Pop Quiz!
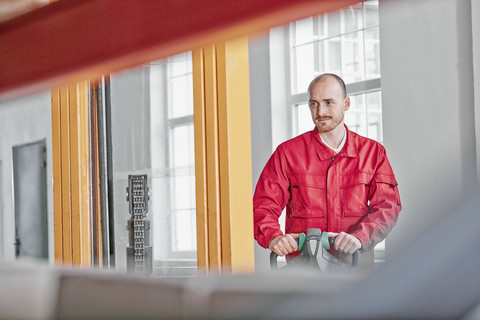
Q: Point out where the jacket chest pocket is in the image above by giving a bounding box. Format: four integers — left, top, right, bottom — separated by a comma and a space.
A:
290, 174, 326, 218
341, 172, 373, 217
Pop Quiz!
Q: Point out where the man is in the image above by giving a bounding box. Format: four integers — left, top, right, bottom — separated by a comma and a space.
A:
253, 73, 401, 267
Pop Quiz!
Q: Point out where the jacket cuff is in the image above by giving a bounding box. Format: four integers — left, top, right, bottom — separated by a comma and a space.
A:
257, 229, 284, 249
349, 231, 369, 252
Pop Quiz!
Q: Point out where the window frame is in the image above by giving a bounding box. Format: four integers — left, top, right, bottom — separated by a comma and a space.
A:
161, 53, 197, 260
142, 53, 197, 267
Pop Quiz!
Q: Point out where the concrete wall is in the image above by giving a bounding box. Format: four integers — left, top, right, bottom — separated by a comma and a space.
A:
0, 92, 53, 262
379, 0, 478, 255
473, 0, 480, 181
249, 32, 274, 271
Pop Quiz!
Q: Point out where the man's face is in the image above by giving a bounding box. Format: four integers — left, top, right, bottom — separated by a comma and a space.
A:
308, 77, 350, 133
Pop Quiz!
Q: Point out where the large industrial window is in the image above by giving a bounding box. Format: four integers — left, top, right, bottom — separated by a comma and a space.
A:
289, 0, 382, 142
162, 52, 196, 255
110, 52, 196, 276
287, 0, 385, 259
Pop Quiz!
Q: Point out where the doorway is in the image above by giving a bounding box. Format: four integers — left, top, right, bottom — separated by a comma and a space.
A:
12, 140, 48, 259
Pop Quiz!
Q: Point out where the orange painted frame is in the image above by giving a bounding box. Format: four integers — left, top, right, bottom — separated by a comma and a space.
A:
193, 38, 255, 274
51, 82, 92, 266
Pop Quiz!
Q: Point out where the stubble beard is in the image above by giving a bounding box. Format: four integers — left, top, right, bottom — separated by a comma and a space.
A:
314, 114, 344, 133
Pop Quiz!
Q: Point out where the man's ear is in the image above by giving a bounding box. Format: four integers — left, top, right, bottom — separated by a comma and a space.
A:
344, 97, 351, 111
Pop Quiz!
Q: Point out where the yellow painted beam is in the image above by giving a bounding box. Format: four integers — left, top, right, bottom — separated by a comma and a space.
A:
59, 86, 73, 264
216, 43, 232, 271
76, 81, 92, 266
69, 84, 81, 265
203, 46, 222, 273
89, 80, 102, 267
52, 81, 92, 267
193, 48, 209, 274
216, 37, 255, 274
51, 88, 64, 264
192, 37, 254, 274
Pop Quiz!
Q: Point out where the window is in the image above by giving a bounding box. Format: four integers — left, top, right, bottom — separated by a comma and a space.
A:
164, 53, 196, 254
150, 52, 197, 269
287, 1, 385, 260
110, 52, 197, 276
289, 1, 382, 142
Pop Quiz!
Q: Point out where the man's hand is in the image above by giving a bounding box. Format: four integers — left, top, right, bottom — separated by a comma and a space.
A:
327, 231, 361, 254
269, 234, 300, 256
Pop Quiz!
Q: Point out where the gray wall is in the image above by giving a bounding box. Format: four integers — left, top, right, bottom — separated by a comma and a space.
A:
0, 92, 54, 262
473, 0, 480, 181
380, 0, 478, 255
249, 33, 274, 271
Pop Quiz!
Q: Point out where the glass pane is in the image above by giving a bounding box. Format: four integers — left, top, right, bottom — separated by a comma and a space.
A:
173, 175, 195, 209
294, 103, 314, 136
316, 15, 325, 39
294, 17, 314, 45
345, 93, 367, 136
365, 27, 381, 79
367, 112, 382, 142
169, 74, 193, 118
344, 91, 383, 142
110, 52, 197, 275
342, 31, 364, 83
366, 90, 383, 142
172, 209, 196, 251
168, 52, 192, 77
366, 90, 382, 111
364, 0, 379, 28
168, 52, 193, 118
289, 2, 380, 90
293, 43, 315, 93
289, 5, 382, 139
172, 124, 194, 167
326, 11, 341, 37
326, 37, 341, 75
342, 3, 363, 33
151, 175, 171, 261
316, 41, 325, 75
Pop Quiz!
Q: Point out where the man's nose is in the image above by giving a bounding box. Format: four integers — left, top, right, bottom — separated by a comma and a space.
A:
315, 104, 327, 116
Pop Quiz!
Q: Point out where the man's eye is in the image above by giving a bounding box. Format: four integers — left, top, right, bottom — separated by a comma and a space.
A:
309, 102, 318, 107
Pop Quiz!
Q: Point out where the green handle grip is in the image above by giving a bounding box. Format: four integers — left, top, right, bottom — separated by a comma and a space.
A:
322, 232, 359, 268
270, 233, 306, 270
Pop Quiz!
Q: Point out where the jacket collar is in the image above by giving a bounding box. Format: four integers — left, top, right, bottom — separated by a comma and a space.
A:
311, 125, 360, 161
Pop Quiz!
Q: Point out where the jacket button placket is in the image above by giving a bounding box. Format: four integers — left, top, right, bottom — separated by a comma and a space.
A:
326, 155, 342, 233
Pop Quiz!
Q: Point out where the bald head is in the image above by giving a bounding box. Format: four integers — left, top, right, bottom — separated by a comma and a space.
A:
308, 73, 347, 99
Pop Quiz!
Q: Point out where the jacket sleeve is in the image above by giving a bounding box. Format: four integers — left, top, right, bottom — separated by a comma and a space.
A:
350, 146, 402, 251
253, 146, 290, 249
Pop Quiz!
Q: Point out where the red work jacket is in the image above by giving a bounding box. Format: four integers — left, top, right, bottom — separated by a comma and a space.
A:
253, 126, 401, 251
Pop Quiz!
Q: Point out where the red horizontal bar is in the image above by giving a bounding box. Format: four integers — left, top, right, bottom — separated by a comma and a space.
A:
0, 0, 359, 100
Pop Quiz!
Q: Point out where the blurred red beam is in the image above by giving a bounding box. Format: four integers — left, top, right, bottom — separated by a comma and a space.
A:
0, 0, 359, 100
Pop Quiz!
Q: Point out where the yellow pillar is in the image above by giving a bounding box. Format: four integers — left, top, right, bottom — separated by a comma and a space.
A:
193, 36, 255, 274
51, 82, 92, 267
